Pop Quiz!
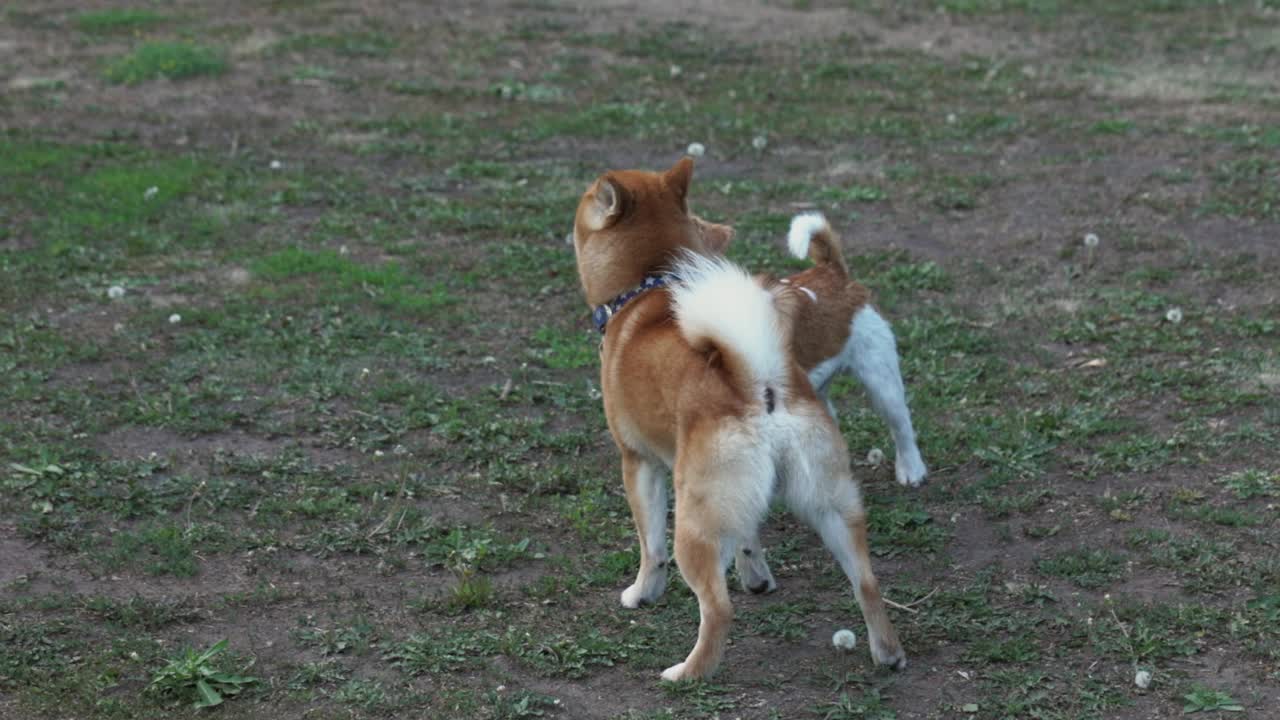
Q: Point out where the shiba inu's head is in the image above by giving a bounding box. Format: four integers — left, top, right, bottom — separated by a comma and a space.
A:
571, 157, 729, 307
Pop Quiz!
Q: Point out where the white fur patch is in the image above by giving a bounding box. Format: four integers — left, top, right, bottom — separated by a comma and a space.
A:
787, 212, 829, 259
668, 253, 787, 388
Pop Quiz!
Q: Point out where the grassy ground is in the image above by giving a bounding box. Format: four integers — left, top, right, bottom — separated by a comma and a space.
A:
1, 1, 1278, 718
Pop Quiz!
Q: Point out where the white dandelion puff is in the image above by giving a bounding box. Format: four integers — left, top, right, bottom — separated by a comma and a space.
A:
143, 186, 159, 201
686, 142, 706, 158
752, 134, 768, 151
867, 448, 885, 466
1083, 233, 1099, 248
831, 629, 858, 651
167, 313, 181, 324
1135, 670, 1152, 689
1165, 307, 1183, 324
107, 285, 125, 299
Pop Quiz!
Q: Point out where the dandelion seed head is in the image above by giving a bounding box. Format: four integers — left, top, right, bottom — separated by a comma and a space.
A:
1165, 307, 1183, 324
1084, 233, 1100, 248
1135, 670, 1152, 689
832, 629, 858, 651
107, 285, 126, 300
168, 313, 182, 325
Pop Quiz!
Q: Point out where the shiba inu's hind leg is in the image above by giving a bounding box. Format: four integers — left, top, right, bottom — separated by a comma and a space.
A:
783, 421, 906, 670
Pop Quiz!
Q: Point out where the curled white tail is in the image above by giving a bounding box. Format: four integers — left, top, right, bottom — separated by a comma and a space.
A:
786, 212, 848, 275
668, 253, 789, 391
787, 212, 829, 259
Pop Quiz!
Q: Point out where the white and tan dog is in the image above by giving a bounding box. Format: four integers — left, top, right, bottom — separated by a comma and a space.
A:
571, 157, 905, 681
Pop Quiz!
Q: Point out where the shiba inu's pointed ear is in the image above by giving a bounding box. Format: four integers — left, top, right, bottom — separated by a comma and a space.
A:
584, 175, 626, 231
665, 156, 694, 208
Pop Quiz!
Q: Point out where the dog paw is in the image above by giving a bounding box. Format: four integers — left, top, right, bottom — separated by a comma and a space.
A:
660, 662, 689, 682
621, 575, 665, 608
894, 449, 928, 488
620, 584, 648, 608
871, 640, 908, 671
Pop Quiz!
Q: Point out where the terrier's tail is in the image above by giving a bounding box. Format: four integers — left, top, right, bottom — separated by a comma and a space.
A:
787, 212, 849, 277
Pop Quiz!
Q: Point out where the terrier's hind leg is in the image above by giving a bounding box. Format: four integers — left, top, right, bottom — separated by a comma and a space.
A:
849, 306, 927, 487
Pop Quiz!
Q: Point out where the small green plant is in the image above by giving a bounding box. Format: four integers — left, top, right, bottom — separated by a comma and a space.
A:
425, 526, 531, 572
146, 639, 256, 709
294, 616, 377, 655
814, 688, 897, 720
488, 689, 560, 718
1036, 548, 1125, 588
77, 9, 165, 34
105, 42, 226, 84
385, 629, 498, 674
446, 571, 496, 613
744, 601, 811, 641
1216, 469, 1277, 499
333, 679, 389, 708
1182, 685, 1244, 713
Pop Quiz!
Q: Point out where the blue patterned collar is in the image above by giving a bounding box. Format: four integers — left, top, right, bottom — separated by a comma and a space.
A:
592, 273, 679, 334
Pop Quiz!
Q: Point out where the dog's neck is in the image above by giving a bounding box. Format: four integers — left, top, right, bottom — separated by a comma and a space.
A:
592, 273, 679, 334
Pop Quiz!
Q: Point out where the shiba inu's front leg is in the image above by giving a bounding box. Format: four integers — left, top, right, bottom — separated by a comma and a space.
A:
620, 451, 668, 608
734, 535, 777, 594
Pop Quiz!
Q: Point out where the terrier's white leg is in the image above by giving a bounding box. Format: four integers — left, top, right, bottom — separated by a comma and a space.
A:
808, 356, 843, 421
849, 307, 927, 487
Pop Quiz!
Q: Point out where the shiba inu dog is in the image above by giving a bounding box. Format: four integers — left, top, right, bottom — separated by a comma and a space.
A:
570, 157, 905, 681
